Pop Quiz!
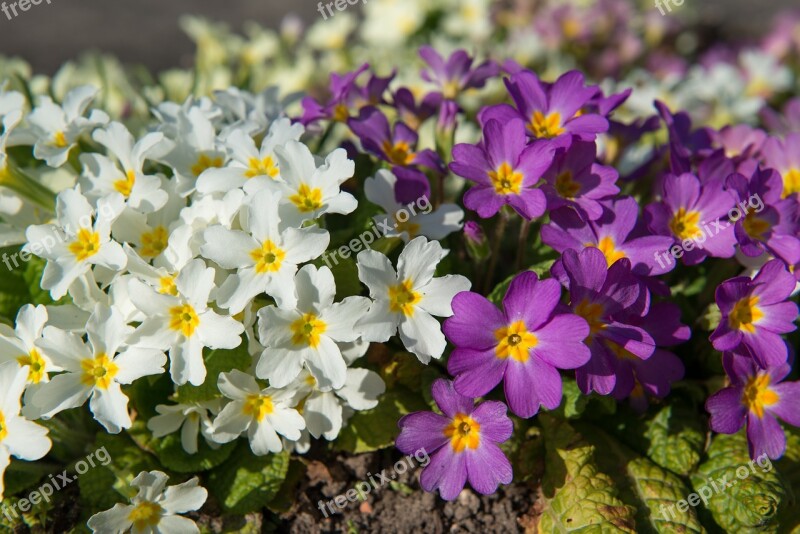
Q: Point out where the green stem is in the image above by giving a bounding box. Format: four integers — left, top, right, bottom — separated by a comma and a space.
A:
0, 164, 56, 211
482, 211, 508, 294
516, 219, 531, 271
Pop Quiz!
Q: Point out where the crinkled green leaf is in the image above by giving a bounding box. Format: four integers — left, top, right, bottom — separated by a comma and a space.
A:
207, 443, 289, 514
690, 431, 788, 533
336, 386, 427, 453
575, 422, 705, 534
536, 414, 637, 533
175, 345, 251, 403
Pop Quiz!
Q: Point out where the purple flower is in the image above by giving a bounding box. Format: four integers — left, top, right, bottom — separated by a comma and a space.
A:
710, 259, 798, 368
726, 167, 800, 265
479, 70, 608, 143
760, 98, 800, 137
300, 64, 394, 126
706, 350, 800, 460
449, 119, 555, 219
419, 46, 499, 100
396, 379, 513, 500
348, 107, 443, 171
542, 196, 676, 276
553, 247, 657, 395
644, 172, 738, 265
443, 271, 590, 418
540, 140, 620, 220
394, 88, 442, 130
761, 133, 800, 199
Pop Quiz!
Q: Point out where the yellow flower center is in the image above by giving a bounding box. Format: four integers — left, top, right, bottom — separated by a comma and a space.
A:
140, 226, 169, 258
488, 162, 524, 195
169, 304, 200, 337
191, 153, 224, 177
245, 155, 279, 179
0, 410, 7, 442
388, 279, 422, 316
742, 373, 780, 418
669, 208, 703, 241
381, 140, 415, 166
529, 111, 566, 139
555, 170, 582, 199
333, 104, 350, 122
443, 413, 481, 453
442, 80, 460, 100
394, 213, 421, 238
782, 168, 800, 198
53, 131, 69, 148
80, 353, 119, 390
242, 393, 274, 422
574, 298, 606, 337
290, 313, 328, 348
288, 183, 324, 213
250, 240, 286, 274
114, 169, 136, 198
742, 212, 771, 240
158, 275, 178, 296
590, 236, 626, 267
17, 348, 47, 384
728, 295, 764, 333
68, 228, 101, 261
494, 320, 538, 362
128, 501, 163, 531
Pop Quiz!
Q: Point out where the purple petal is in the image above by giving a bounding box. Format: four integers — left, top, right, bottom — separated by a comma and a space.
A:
449, 348, 506, 398
503, 357, 562, 417
444, 292, 505, 349
397, 411, 450, 454
471, 401, 513, 443
770, 381, 800, 426
533, 314, 591, 369
746, 412, 786, 460
503, 273, 559, 329
432, 378, 475, 418
419, 446, 468, 500
706, 387, 747, 434
465, 441, 513, 495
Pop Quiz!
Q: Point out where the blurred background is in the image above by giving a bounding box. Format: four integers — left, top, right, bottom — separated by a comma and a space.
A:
0, 0, 796, 73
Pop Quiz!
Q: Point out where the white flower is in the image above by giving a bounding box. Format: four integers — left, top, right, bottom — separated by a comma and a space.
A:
158, 105, 227, 197
356, 236, 470, 363
289, 367, 384, 441
195, 118, 303, 195
25, 190, 126, 300
0, 361, 52, 501
200, 189, 329, 313
274, 141, 357, 226
25, 86, 109, 168
256, 264, 369, 390
213, 86, 299, 137
0, 304, 58, 385
365, 169, 463, 241
147, 400, 222, 454
210, 370, 304, 455
128, 259, 244, 386
87, 470, 207, 534
79, 121, 169, 212
29, 304, 166, 433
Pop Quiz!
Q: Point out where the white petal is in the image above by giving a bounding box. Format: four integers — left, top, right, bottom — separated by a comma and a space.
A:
304, 391, 342, 440
397, 236, 445, 287
198, 311, 244, 349
169, 336, 206, 386
89, 383, 132, 433
87, 504, 134, 534
114, 348, 167, 384
161, 478, 208, 514
417, 275, 471, 317
4, 416, 51, 460
200, 227, 257, 270
321, 296, 370, 342
31, 373, 91, 417
398, 311, 446, 364
304, 337, 347, 390
255, 346, 305, 387
338, 368, 385, 411
354, 299, 397, 343
356, 249, 397, 298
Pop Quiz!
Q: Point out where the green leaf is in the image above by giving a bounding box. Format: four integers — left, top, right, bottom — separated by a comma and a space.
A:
207, 443, 289, 514
336, 386, 427, 453
575, 422, 705, 534
312, 255, 362, 299
175, 344, 251, 403
553, 378, 616, 420
536, 414, 638, 533
690, 431, 788, 533
266, 459, 307, 513
487, 272, 515, 306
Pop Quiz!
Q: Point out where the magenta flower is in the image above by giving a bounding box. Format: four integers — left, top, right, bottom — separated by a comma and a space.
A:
348, 106, 443, 171
396, 379, 513, 500
479, 70, 608, 143
443, 271, 590, 417
726, 168, 800, 266
540, 140, 620, 220
710, 259, 798, 368
553, 247, 657, 395
419, 46, 499, 101
300, 64, 394, 125
706, 350, 800, 460
449, 119, 555, 219
761, 132, 800, 199
644, 172, 738, 265
542, 196, 676, 276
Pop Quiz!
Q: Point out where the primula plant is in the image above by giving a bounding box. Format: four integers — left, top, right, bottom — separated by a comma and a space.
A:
0, 0, 799, 531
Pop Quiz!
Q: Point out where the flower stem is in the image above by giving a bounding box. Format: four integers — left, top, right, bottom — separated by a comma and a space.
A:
482, 211, 509, 294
